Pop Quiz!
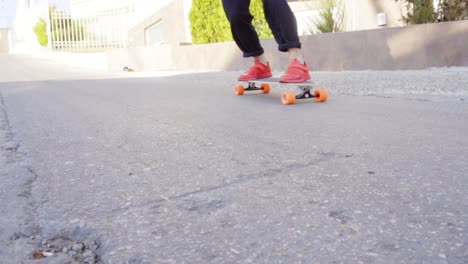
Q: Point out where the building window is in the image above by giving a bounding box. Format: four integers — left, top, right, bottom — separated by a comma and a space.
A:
145, 20, 164, 47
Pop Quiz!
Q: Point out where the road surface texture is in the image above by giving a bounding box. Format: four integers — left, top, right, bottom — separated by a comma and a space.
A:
0, 54, 467, 264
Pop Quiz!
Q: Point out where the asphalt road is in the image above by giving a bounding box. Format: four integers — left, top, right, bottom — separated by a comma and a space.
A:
0, 54, 467, 264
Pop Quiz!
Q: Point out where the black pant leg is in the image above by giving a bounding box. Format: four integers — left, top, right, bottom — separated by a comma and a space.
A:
263, 0, 301, 52
222, 0, 264, 57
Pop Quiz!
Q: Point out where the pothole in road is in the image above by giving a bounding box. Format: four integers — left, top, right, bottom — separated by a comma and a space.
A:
32, 237, 101, 264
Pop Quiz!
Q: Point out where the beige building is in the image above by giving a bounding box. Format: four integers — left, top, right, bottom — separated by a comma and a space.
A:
68, 0, 192, 48
290, 0, 407, 33
56, 0, 413, 50
128, 0, 191, 47
127, 0, 410, 48
342, 0, 407, 31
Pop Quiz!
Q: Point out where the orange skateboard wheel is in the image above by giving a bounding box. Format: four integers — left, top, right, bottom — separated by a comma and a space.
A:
314, 89, 328, 102
261, 83, 271, 94
281, 91, 296, 105
234, 85, 244, 96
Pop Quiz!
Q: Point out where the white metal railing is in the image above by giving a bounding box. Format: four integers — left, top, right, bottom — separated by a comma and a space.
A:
48, 7, 130, 51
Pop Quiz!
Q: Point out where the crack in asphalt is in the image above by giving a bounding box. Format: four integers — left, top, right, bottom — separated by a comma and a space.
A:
0, 91, 22, 165
1, 91, 41, 239
1, 90, 102, 263
17, 167, 39, 199
105, 151, 348, 216
0, 91, 11, 131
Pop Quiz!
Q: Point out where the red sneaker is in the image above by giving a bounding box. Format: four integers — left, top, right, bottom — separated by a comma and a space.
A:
238, 61, 272, 81
279, 59, 311, 83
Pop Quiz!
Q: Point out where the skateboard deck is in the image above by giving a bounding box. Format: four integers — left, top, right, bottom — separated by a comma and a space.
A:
234, 77, 328, 105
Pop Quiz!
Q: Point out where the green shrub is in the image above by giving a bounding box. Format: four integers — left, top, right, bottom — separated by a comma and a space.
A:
396, 0, 435, 24
189, 0, 232, 44
249, 0, 273, 39
33, 7, 86, 49
398, 0, 467, 24
314, 0, 343, 33
33, 18, 48, 47
189, 0, 273, 44
50, 21, 85, 42
49, 6, 85, 42
408, 0, 434, 24
437, 0, 468, 21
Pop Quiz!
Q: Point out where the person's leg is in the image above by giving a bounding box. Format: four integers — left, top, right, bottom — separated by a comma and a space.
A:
263, 0, 301, 56
222, 0, 263, 58
263, 0, 310, 82
222, 0, 272, 80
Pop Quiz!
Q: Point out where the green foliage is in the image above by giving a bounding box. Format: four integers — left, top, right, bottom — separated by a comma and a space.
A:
412, 3, 434, 23
50, 20, 85, 42
33, 18, 48, 47
249, 0, 273, 39
189, 0, 232, 44
314, 0, 343, 33
437, 0, 468, 21
33, 6, 86, 49
396, 0, 435, 24
189, 0, 273, 44
49, 6, 85, 44
398, 0, 467, 24
409, 0, 434, 24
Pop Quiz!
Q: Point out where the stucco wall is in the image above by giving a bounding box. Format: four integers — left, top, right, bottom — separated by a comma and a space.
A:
288, 0, 406, 32
343, 0, 406, 31
127, 0, 408, 47
128, 0, 187, 47
109, 21, 468, 72
0, 29, 10, 53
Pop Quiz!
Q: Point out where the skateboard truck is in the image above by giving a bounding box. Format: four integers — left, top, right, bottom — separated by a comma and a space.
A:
296, 86, 314, 100
245, 82, 262, 92
244, 82, 269, 93
234, 81, 328, 105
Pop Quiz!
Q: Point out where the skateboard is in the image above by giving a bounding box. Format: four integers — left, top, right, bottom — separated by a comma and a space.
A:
234, 77, 328, 105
